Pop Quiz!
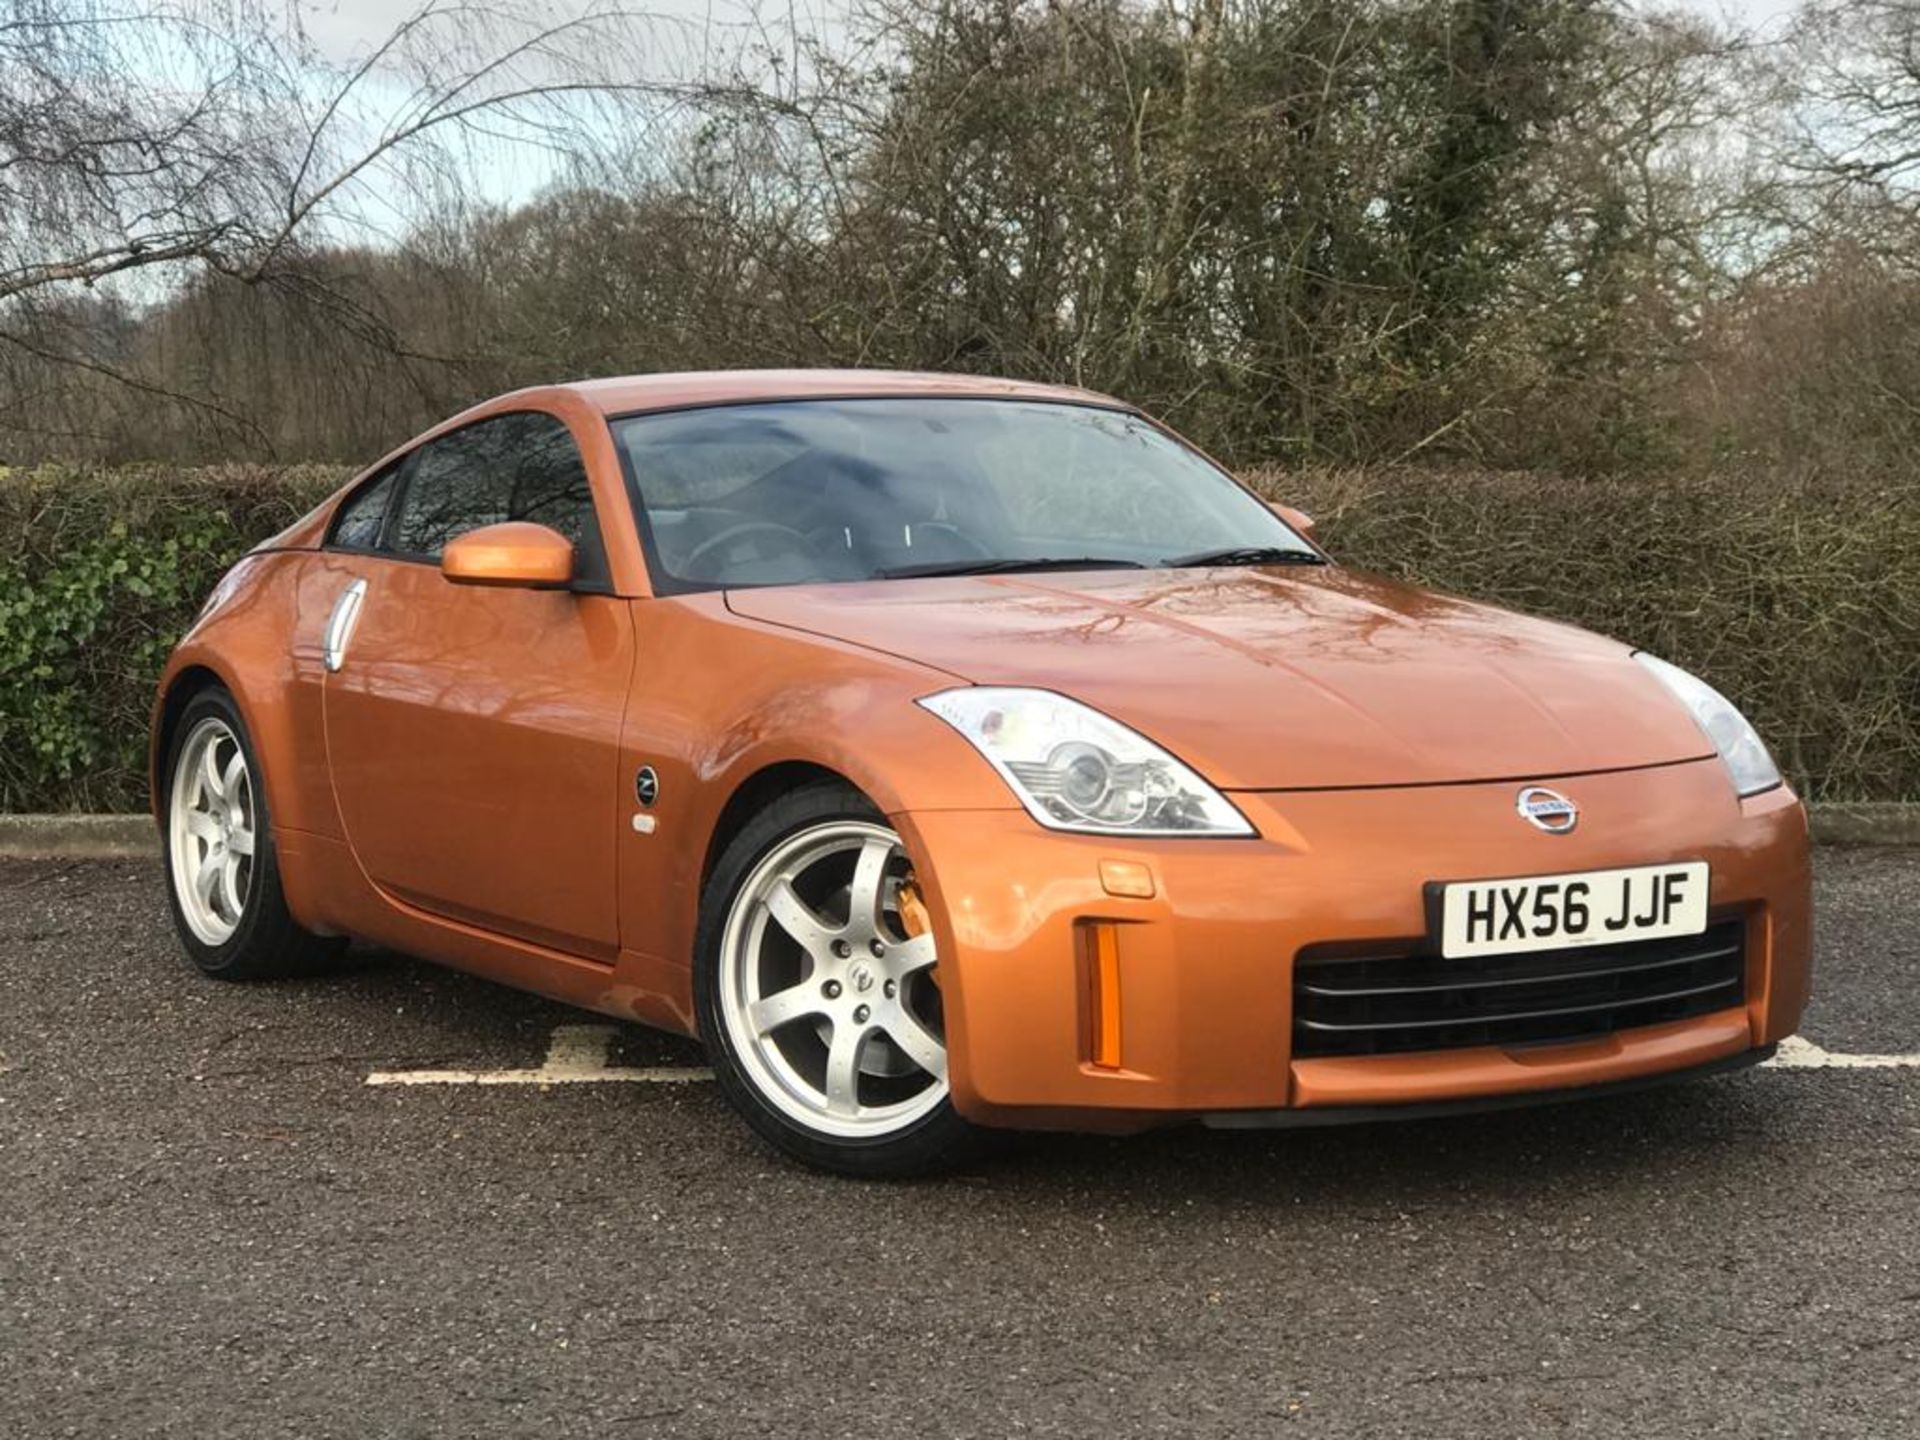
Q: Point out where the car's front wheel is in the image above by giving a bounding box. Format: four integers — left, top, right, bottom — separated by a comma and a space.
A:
695, 781, 983, 1176
161, 686, 342, 979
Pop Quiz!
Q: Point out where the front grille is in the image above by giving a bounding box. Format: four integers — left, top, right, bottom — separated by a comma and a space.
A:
1292, 920, 1747, 1059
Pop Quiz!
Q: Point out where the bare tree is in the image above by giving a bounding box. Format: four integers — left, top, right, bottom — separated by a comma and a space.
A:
1773, 0, 1920, 265
0, 0, 691, 451
21, 0, 1919, 477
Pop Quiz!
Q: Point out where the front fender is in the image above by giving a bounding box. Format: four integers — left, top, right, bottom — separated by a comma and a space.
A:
612, 594, 1015, 1010
697, 680, 1013, 822
149, 552, 339, 842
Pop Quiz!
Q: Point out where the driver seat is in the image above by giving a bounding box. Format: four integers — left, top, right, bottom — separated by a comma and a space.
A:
808, 462, 984, 574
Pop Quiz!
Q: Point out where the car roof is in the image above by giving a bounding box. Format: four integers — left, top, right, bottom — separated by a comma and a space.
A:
548, 368, 1129, 417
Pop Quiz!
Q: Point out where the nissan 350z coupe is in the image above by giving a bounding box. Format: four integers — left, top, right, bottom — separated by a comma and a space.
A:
151, 370, 1811, 1175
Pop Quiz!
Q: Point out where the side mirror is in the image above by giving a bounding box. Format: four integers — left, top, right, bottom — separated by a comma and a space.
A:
442, 522, 574, 589
1268, 500, 1318, 545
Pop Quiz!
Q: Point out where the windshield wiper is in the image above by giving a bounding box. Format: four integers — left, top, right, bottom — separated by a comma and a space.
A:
874, 556, 1149, 580
1164, 545, 1326, 569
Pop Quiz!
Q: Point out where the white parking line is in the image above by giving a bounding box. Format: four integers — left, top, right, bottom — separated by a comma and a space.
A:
366, 1025, 712, 1086
1762, 1035, 1920, 1070
363, 1027, 1920, 1088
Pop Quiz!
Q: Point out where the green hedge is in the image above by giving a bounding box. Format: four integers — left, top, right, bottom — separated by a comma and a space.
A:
1251, 465, 1920, 804
0, 465, 346, 811
0, 461, 1913, 811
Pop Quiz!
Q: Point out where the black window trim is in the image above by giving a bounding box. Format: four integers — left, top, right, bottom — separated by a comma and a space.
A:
322, 410, 616, 596
323, 451, 414, 558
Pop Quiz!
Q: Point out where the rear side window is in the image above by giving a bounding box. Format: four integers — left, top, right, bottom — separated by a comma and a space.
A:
381, 413, 609, 587
327, 463, 402, 550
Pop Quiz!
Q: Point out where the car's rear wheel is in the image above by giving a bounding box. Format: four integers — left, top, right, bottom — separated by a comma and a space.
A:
695, 781, 984, 1176
161, 686, 342, 979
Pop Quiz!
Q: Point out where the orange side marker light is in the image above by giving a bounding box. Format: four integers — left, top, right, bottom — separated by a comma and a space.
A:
1098, 860, 1155, 899
1082, 920, 1123, 1070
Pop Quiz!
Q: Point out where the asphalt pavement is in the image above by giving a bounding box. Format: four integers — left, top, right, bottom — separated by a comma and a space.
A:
2, 849, 1917, 1438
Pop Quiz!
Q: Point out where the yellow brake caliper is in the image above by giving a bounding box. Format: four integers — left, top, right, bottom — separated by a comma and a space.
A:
897, 877, 937, 988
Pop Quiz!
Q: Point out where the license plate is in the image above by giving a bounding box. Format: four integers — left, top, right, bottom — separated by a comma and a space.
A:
1436, 862, 1709, 959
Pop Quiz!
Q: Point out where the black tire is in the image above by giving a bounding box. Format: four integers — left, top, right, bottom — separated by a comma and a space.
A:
159, 685, 344, 980
694, 779, 989, 1178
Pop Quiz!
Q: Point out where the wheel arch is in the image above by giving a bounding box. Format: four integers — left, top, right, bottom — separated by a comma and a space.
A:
699, 760, 867, 893
678, 692, 1009, 965
149, 550, 341, 845
150, 662, 239, 825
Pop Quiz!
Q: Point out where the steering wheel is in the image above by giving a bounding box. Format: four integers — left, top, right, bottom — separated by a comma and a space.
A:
680, 522, 820, 579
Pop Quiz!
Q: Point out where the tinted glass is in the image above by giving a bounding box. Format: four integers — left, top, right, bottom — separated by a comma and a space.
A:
391, 413, 607, 583
613, 399, 1312, 590
328, 464, 400, 550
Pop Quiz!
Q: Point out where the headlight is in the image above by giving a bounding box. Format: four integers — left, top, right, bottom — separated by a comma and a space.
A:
1633, 653, 1782, 798
917, 687, 1254, 836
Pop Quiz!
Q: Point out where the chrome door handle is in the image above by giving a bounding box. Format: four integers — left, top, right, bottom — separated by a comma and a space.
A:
323, 579, 368, 673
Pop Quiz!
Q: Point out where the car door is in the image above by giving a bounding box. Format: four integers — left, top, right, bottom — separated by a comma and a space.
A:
319, 411, 634, 962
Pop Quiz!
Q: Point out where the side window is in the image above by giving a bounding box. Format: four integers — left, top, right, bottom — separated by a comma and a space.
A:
327, 462, 403, 550
508, 417, 611, 585
390, 413, 609, 586
392, 423, 499, 558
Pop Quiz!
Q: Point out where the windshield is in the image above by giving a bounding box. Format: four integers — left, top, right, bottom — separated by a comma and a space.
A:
611, 397, 1316, 590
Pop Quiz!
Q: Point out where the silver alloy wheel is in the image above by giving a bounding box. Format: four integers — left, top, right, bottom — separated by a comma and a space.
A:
167, 716, 257, 946
717, 820, 947, 1139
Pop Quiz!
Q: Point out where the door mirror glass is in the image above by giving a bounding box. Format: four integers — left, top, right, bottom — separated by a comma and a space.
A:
441, 522, 574, 589
1268, 500, 1317, 545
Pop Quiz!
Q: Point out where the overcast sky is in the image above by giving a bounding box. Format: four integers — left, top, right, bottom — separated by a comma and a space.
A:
1681, 0, 1801, 32
290, 0, 1810, 60
292, 0, 844, 61
283, 0, 1811, 218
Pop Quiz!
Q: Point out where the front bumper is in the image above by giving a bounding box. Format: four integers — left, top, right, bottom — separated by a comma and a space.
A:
896, 758, 1811, 1132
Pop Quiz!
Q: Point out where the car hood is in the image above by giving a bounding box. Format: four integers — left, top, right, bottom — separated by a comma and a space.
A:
724, 566, 1714, 790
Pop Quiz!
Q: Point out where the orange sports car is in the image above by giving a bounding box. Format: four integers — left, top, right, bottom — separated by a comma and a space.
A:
151, 370, 1810, 1174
